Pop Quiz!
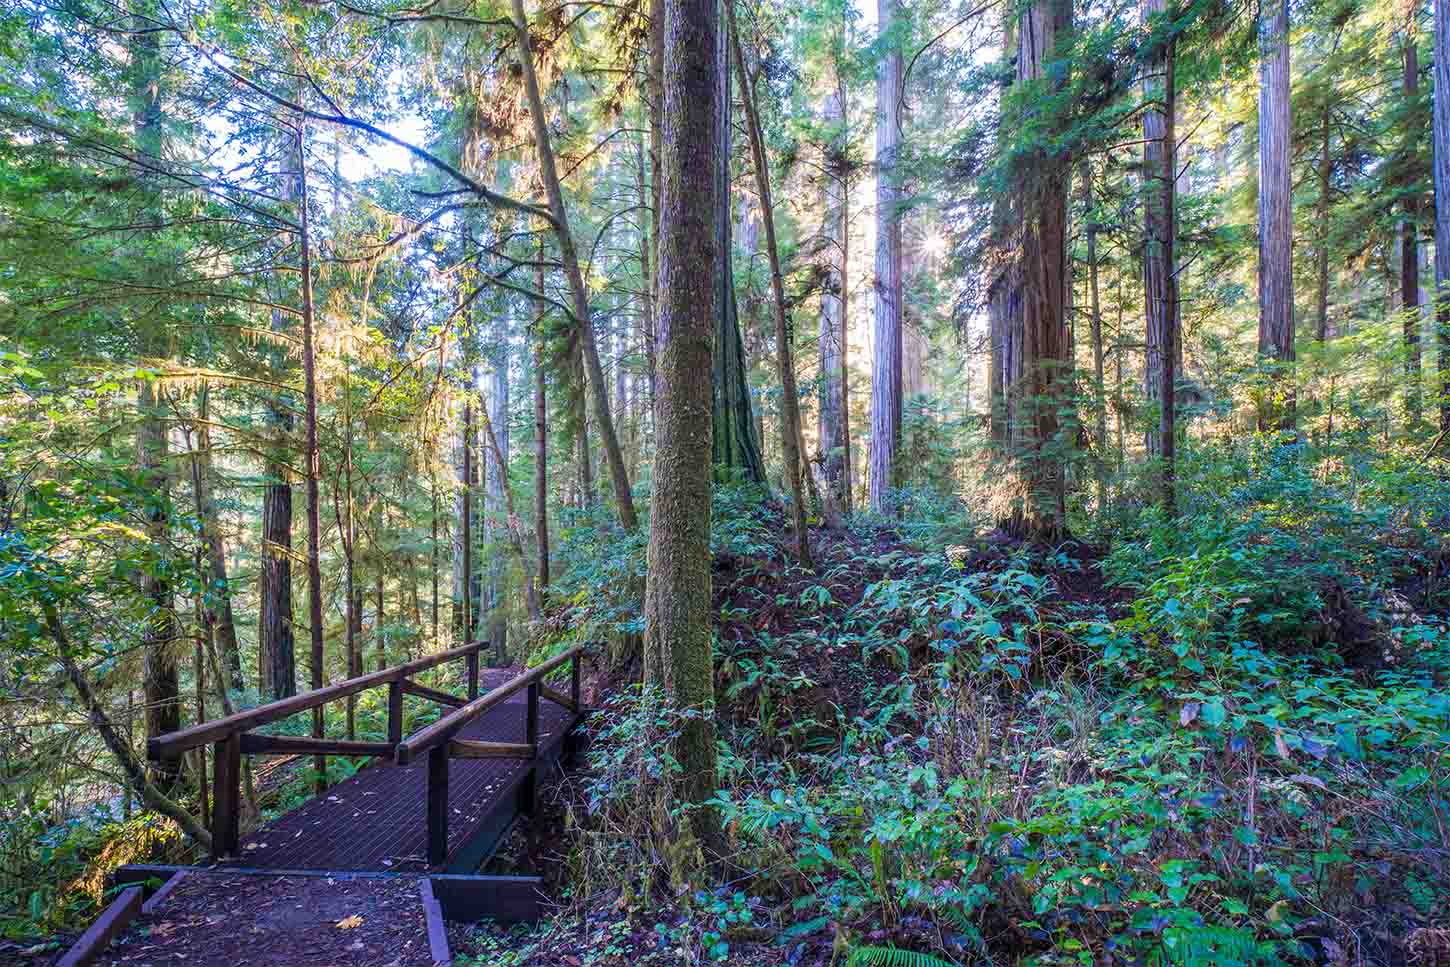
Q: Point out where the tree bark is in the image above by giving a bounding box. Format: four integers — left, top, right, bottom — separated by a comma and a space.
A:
485, 343, 510, 661
297, 121, 326, 792
1257, 0, 1295, 432
818, 90, 850, 508
1436, 0, 1450, 432
712, 27, 767, 484
728, 2, 814, 567
1084, 161, 1107, 511
260, 121, 298, 702
1404, 33, 1423, 425
1143, 0, 1178, 514
190, 387, 243, 693
1002, 0, 1072, 540
870, 0, 904, 514
1316, 99, 1332, 342
131, 0, 180, 789
511, 0, 638, 530
535, 258, 551, 589
644, 0, 724, 861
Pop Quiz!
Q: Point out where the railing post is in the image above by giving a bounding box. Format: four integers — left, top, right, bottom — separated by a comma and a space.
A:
526, 682, 540, 752
570, 651, 581, 711
211, 732, 240, 859
466, 647, 479, 701
427, 744, 449, 867
518, 681, 541, 816
387, 678, 404, 747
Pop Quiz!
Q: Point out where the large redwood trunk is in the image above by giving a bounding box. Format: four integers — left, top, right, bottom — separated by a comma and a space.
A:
1436, 0, 1450, 431
869, 0, 904, 513
818, 89, 849, 507
1257, 0, 1295, 431
1142, 0, 1178, 512
1403, 34, 1423, 425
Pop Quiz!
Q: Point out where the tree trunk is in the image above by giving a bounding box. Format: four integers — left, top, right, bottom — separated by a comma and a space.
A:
454, 401, 472, 640
1435, 0, 1450, 432
1316, 99, 1332, 342
712, 29, 767, 484
260, 123, 298, 702
1143, 0, 1178, 514
131, 0, 180, 789
535, 259, 552, 589
870, 0, 904, 514
511, 0, 638, 530
728, 2, 814, 567
1003, 0, 1072, 540
819, 89, 850, 507
1404, 34, 1423, 425
1084, 161, 1107, 511
476, 376, 542, 624
297, 122, 326, 793
486, 344, 510, 662
1257, 0, 1295, 432
644, 0, 724, 861
191, 387, 243, 692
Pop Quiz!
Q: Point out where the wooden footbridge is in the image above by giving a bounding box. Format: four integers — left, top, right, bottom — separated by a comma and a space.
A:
61, 644, 588, 966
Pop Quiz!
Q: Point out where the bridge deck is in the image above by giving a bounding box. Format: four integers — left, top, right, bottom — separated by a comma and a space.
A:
231, 678, 575, 874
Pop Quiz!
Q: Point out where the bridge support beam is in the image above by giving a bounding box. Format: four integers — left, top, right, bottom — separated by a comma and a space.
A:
210, 733, 240, 860
427, 744, 449, 866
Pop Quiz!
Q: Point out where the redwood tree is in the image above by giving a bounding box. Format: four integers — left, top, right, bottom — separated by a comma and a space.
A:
870, 0, 904, 514
1257, 0, 1295, 431
1436, 0, 1450, 430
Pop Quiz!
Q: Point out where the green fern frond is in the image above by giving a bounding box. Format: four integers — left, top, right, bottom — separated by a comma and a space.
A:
845, 945, 960, 967
1149, 926, 1280, 967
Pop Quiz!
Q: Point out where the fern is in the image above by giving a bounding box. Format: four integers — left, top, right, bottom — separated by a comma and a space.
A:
1149, 926, 1280, 967
845, 945, 960, 967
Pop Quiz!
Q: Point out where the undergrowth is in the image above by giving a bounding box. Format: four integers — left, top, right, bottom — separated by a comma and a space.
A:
546, 439, 1450, 966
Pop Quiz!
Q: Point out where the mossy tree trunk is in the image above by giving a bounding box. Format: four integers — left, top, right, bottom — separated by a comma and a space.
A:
644, 0, 725, 863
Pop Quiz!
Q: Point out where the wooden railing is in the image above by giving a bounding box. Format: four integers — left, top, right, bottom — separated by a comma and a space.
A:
146, 642, 585, 864
395, 647, 583, 864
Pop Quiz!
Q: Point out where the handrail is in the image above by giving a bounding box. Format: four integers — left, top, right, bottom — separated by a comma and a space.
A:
394, 647, 581, 766
147, 640, 488, 760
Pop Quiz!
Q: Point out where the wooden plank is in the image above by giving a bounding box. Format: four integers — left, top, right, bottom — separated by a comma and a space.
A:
419, 880, 453, 967
427, 744, 449, 867
388, 680, 404, 746
395, 648, 579, 765
402, 680, 468, 708
148, 641, 486, 759
238, 734, 393, 757
211, 733, 240, 859
428, 874, 542, 923
140, 871, 188, 914
539, 684, 577, 712
57, 885, 142, 967
570, 652, 581, 709
447, 739, 534, 759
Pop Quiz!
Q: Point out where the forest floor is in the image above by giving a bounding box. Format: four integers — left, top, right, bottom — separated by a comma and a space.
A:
447, 514, 1115, 967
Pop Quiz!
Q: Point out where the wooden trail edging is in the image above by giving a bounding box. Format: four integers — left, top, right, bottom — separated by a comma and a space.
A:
55, 886, 140, 967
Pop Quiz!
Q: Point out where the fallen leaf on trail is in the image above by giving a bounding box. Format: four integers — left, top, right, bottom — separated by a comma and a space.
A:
1179, 701, 1200, 726
336, 914, 365, 929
